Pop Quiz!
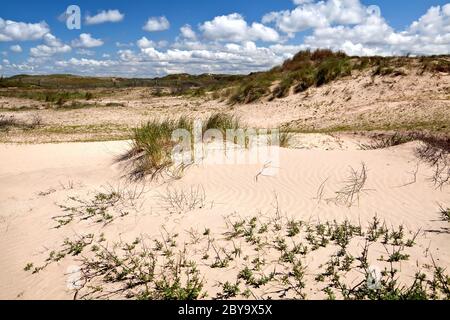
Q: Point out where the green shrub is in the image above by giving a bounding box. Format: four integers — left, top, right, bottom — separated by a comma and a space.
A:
272, 76, 295, 99
315, 58, 352, 86
229, 79, 272, 104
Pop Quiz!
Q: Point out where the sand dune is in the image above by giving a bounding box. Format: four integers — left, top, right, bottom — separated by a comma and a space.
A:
0, 136, 449, 299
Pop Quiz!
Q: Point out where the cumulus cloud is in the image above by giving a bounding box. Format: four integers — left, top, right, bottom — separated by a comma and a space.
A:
85, 9, 124, 25
143, 16, 170, 32
301, 3, 450, 56
0, 18, 49, 41
56, 57, 116, 68
71, 33, 104, 48
200, 13, 280, 42
10, 45, 22, 53
113, 39, 285, 76
293, 0, 314, 4
260, 0, 450, 56
136, 36, 154, 49
30, 33, 71, 57
116, 42, 134, 48
4, 1, 450, 77
180, 24, 197, 40
263, 0, 367, 34
76, 49, 95, 56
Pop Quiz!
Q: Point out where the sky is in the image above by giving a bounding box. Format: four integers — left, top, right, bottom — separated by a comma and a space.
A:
0, 0, 449, 77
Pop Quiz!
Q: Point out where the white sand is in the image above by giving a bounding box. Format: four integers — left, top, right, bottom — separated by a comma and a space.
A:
0, 137, 449, 299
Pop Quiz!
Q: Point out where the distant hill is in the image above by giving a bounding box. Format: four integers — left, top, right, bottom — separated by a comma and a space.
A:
1, 49, 449, 104
0, 72, 245, 90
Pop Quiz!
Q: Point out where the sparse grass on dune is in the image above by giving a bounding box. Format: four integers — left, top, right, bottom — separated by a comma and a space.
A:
279, 130, 292, 148
119, 113, 291, 180
414, 132, 450, 188
224, 50, 449, 104
118, 117, 193, 180
356, 131, 449, 188
203, 112, 242, 134
0, 114, 42, 131
440, 205, 450, 223
360, 133, 416, 150
119, 113, 245, 180
0, 89, 95, 104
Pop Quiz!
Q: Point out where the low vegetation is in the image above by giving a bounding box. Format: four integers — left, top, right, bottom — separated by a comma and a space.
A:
26, 203, 450, 300
119, 113, 287, 181
221, 50, 449, 104
2, 51, 447, 107
440, 205, 450, 223
360, 133, 415, 150
0, 89, 95, 104
358, 131, 449, 188
0, 114, 42, 131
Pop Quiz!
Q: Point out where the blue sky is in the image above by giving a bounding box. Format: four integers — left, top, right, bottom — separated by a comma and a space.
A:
0, 0, 449, 77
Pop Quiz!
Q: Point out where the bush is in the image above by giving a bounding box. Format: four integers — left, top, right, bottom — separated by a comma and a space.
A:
292, 68, 316, 93
315, 58, 352, 86
229, 79, 272, 104
272, 76, 295, 99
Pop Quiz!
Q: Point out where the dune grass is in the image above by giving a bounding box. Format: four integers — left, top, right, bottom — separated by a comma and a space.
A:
119, 113, 292, 180
0, 89, 95, 103
360, 133, 416, 150
118, 117, 193, 180
119, 113, 246, 180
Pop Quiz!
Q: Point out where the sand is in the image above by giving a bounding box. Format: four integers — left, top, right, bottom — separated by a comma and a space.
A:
0, 135, 449, 299
1, 69, 449, 143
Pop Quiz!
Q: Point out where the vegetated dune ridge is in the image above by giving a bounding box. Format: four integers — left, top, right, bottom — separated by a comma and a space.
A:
1, 55, 449, 144
0, 137, 449, 299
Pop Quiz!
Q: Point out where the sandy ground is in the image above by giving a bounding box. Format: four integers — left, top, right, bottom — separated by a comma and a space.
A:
0, 136, 449, 299
0, 66, 448, 299
1, 69, 449, 143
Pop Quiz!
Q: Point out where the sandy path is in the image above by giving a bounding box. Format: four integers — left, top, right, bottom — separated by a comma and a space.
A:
0, 138, 449, 299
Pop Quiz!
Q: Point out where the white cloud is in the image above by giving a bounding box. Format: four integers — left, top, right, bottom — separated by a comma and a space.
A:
116, 42, 134, 48
85, 9, 124, 25
301, 3, 450, 56
56, 57, 116, 68
137, 36, 154, 49
143, 16, 170, 32
180, 24, 197, 40
263, 0, 367, 33
293, 0, 314, 4
30, 33, 71, 57
76, 49, 95, 56
10, 45, 22, 53
4, 1, 450, 77
30, 44, 71, 57
0, 18, 49, 41
71, 33, 104, 48
200, 13, 280, 42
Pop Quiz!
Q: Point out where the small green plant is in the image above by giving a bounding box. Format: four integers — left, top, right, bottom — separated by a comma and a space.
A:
440, 206, 450, 222
23, 263, 34, 272
52, 188, 130, 228
218, 281, 240, 299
